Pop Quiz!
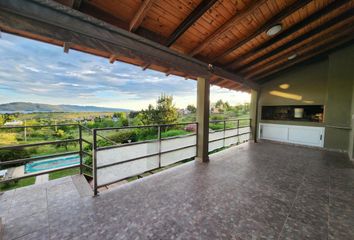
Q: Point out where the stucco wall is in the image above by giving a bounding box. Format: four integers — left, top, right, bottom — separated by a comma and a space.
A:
255, 43, 354, 155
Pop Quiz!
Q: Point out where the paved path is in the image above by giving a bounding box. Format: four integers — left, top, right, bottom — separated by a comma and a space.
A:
35, 174, 49, 185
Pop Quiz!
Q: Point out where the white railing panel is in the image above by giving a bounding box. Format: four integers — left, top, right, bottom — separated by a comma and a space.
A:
97, 141, 159, 167
97, 156, 159, 186
161, 135, 196, 152
225, 136, 238, 146
239, 127, 251, 134
225, 129, 238, 138
209, 139, 224, 151
161, 146, 196, 166
209, 131, 224, 141
240, 133, 250, 143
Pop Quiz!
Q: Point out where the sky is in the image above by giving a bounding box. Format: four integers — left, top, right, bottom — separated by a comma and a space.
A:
0, 33, 250, 111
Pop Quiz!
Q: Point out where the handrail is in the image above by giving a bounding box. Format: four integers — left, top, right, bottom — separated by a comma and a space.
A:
0, 123, 78, 129
0, 138, 80, 150
0, 151, 80, 165
94, 122, 197, 131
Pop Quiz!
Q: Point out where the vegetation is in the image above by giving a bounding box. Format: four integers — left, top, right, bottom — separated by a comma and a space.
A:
49, 167, 80, 180
140, 94, 178, 125
0, 177, 35, 191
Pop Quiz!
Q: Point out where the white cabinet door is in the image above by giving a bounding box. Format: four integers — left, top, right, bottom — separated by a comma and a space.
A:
259, 123, 324, 147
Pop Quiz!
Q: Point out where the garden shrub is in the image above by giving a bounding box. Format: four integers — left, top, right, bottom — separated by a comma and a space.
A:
108, 130, 138, 144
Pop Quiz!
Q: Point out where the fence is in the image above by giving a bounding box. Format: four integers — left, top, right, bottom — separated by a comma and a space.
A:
92, 119, 251, 195
0, 124, 86, 183
0, 119, 251, 194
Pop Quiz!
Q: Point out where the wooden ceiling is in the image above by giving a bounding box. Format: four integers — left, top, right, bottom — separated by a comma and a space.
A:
4, 0, 354, 91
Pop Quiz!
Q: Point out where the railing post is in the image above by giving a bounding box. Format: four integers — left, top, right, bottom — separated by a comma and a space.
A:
79, 125, 83, 175
223, 120, 226, 147
195, 122, 199, 158
237, 120, 240, 144
158, 125, 161, 168
93, 129, 98, 196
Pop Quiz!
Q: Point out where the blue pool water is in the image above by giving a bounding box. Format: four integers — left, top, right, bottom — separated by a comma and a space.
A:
25, 154, 80, 173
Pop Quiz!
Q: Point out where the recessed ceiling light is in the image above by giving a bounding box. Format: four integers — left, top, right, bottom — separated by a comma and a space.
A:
288, 54, 297, 60
279, 84, 290, 89
266, 24, 282, 36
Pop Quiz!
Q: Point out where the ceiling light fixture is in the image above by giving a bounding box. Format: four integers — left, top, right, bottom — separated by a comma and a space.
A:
266, 24, 282, 36
288, 54, 297, 60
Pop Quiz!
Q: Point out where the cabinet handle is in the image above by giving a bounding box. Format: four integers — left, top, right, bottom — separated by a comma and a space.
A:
320, 134, 322, 140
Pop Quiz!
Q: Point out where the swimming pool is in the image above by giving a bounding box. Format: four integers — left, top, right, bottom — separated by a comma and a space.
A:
25, 154, 80, 173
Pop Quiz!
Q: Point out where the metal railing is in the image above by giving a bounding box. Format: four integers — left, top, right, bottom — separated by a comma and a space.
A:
0, 124, 89, 184
92, 122, 198, 195
0, 118, 251, 194
208, 118, 252, 145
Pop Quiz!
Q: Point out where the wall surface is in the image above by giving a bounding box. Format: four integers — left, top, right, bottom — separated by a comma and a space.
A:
349, 76, 354, 160
255, 43, 354, 155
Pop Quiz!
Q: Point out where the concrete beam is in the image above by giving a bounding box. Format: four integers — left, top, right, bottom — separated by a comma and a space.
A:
196, 77, 210, 162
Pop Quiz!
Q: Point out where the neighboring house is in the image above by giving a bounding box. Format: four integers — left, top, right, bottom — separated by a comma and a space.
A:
4, 120, 23, 126
178, 109, 191, 115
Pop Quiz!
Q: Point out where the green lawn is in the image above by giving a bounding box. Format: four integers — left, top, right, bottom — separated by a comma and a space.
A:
49, 167, 80, 180
0, 177, 35, 192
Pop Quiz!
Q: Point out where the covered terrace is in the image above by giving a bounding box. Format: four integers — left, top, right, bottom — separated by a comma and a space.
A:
0, 0, 354, 239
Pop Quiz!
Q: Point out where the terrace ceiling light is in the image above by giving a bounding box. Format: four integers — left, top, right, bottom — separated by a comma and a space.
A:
266, 24, 282, 36
288, 54, 297, 60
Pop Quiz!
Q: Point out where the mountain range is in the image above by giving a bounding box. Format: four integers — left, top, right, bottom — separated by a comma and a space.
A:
0, 102, 130, 113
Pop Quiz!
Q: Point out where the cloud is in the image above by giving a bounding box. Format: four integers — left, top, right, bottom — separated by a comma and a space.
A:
0, 32, 250, 110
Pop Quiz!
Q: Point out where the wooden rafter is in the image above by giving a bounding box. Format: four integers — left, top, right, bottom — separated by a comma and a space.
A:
226, 0, 350, 69
188, 0, 268, 57
142, 63, 150, 71
253, 34, 354, 83
212, 0, 312, 63
129, 0, 155, 32
236, 7, 354, 72
165, 0, 218, 47
243, 22, 354, 79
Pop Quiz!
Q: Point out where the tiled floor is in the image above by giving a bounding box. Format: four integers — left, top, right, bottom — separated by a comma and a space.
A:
1, 142, 354, 240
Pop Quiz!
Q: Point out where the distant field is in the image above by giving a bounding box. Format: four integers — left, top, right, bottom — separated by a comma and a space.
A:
17, 112, 115, 121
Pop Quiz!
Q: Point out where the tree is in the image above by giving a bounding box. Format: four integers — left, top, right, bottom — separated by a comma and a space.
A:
215, 100, 224, 108
186, 104, 196, 114
0, 115, 4, 125
141, 94, 178, 125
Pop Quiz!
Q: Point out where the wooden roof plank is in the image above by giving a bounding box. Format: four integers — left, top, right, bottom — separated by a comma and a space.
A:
236, 7, 354, 72
213, 0, 312, 63
129, 0, 155, 32
227, 0, 350, 69
253, 33, 354, 83
188, 0, 268, 57
165, 0, 218, 47
245, 23, 354, 79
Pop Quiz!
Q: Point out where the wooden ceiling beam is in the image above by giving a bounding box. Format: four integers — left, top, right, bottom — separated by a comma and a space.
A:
252, 34, 354, 83
188, 0, 268, 57
0, 0, 258, 90
220, 80, 239, 88
212, 0, 312, 63
129, 0, 155, 32
236, 8, 354, 72
226, 0, 350, 69
165, 0, 218, 47
244, 23, 354, 79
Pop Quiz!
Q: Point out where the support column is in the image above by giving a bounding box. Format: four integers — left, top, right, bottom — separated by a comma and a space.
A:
250, 89, 260, 142
196, 77, 210, 162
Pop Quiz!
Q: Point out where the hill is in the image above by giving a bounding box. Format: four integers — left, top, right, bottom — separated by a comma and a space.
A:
0, 102, 130, 113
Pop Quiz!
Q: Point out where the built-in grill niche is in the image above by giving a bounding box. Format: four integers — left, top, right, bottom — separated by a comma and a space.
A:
261, 105, 324, 123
